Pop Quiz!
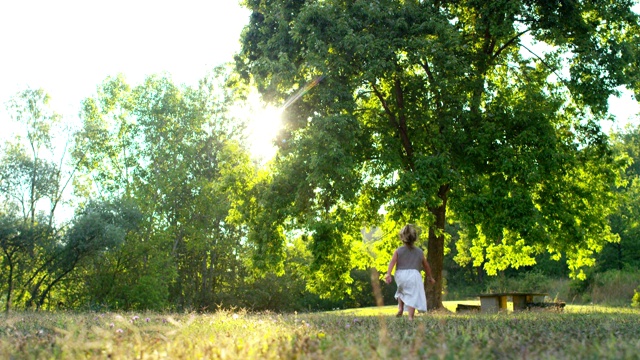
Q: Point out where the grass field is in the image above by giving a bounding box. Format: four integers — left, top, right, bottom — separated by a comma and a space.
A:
2, 302, 639, 359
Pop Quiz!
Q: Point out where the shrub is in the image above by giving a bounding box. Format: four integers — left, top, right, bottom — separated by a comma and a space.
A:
518, 270, 550, 292
484, 270, 550, 293
632, 287, 640, 308
127, 275, 170, 311
568, 272, 594, 302
546, 278, 571, 303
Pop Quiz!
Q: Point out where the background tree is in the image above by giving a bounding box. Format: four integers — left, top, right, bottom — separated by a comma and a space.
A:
24, 199, 141, 310
0, 88, 87, 311
0, 214, 49, 312
73, 67, 258, 310
598, 125, 640, 272
237, 0, 639, 309
0, 88, 144, 311
4, 89, 58, 224
2, 88, 77, 227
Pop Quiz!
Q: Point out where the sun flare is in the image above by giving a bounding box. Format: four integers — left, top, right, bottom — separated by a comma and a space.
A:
244, 93, 283, 161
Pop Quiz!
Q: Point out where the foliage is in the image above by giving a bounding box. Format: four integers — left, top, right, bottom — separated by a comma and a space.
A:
0, 144, 59, 222
0, 214, 50, 312
237, 0, 639, 309
0, 88, 125, 311
633, 287, 640, 308
599, 126, 640, 272
72, 67, 258, 311
1, 88, 75, 227
2, 307, 640, 359
0, 199, 141, 312
2, 68, 389, 313
236, 235, 391, 312
484, 270, 551, 294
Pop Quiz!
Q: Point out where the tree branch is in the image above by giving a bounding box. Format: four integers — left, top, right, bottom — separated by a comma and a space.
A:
394, 77, 415, 165
520, 44, 571, 88
492, 29, 531, 60
371, 83, 398, 128
372, 82, 415, 171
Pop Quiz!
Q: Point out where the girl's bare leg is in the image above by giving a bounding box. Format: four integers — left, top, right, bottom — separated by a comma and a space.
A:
396, 298, 404, 317
407, 306, 416, 320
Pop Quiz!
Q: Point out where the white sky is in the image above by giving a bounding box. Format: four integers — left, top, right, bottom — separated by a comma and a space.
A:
0, 0, 284, 159
0, 0, 638, 146
0, 0, 249, 100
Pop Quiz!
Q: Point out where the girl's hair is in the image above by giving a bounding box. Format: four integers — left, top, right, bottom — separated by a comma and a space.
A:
399, 224, 418, 248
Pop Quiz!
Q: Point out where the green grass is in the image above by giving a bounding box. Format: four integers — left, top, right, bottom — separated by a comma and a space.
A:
2, 304, 639, 359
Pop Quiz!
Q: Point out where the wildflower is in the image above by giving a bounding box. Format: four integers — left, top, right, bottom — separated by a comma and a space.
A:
345, 323, 351, 329
232, 314, 239, 320
116, 329, 123, 334
145, 318, 150, 322
132, 316, 140, 321
109, 323, 115, 328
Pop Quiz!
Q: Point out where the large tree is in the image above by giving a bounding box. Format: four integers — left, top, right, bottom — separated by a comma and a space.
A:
236, 0, 639, 309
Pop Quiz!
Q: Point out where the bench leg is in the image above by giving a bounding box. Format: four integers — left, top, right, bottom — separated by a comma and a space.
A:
512, 295, 527, 311
499, 296, 508, 311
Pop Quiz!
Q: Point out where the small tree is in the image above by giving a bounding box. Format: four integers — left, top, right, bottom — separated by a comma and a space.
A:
0, 214, 49, 312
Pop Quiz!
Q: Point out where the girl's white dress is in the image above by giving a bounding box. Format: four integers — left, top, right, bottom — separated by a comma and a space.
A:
394, 269, 427, 311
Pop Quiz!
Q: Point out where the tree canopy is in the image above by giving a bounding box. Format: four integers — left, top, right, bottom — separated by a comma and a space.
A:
237, 0, 640, 309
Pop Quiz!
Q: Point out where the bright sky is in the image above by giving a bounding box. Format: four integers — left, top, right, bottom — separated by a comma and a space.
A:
0, 0, 281, 160
0, 0, 638, 154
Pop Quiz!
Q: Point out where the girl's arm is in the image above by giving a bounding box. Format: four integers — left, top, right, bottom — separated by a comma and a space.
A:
423, 256, 436, 284
384, 251, 398, 284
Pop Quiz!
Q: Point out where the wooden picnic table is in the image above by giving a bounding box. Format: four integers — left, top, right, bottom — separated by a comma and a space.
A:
477, 292, 547, 313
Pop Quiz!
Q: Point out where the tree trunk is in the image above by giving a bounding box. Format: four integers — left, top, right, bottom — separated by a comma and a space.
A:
426, 184, 449, 311
477, 265, 485, 283
617, 242, 623, 271
37, 265, 76, 310
5, 258, 14, 313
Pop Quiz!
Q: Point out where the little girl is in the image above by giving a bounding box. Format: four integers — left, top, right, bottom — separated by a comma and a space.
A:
384, 224, 436, 320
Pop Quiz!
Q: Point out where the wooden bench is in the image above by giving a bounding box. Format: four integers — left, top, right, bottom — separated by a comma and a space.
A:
477, 292, 548, 313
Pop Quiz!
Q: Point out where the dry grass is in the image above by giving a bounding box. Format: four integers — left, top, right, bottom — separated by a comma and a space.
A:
590, 271, 640, 306
1, 304, 639, 359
